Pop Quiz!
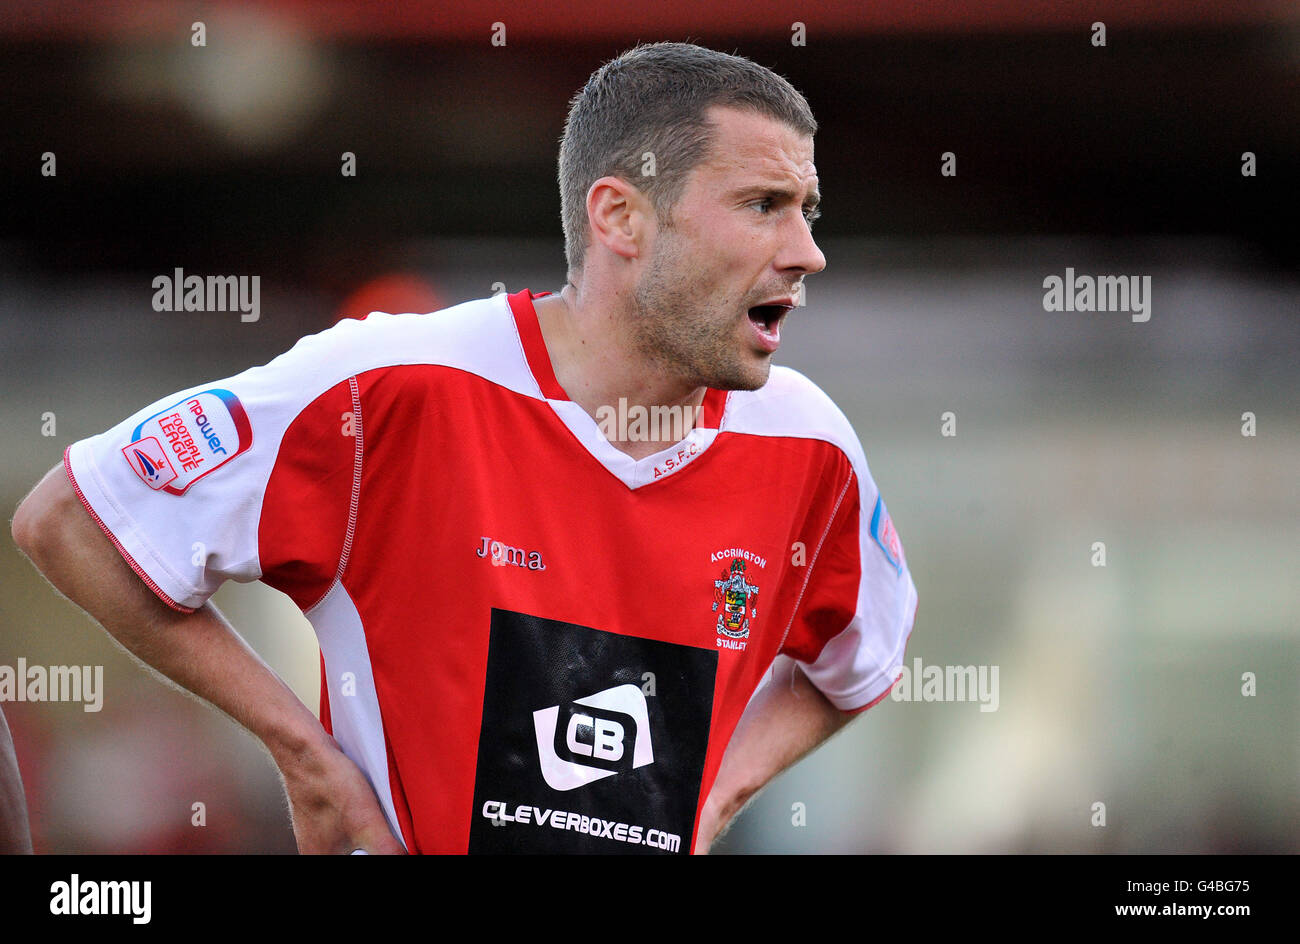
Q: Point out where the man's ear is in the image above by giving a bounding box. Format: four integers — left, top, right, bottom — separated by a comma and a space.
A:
585, 176, 653, 262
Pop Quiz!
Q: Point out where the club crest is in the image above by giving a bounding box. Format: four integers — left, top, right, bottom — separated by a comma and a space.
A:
712, 558, 760, 640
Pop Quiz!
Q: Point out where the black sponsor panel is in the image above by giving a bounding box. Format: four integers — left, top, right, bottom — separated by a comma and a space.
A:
468, 608, 716, 854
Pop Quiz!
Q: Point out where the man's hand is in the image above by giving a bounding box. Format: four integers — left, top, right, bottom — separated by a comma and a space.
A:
695, 655, 856, 853
693, 790, 728, 856
12, 463, 403, 854
278, 735, 405, 854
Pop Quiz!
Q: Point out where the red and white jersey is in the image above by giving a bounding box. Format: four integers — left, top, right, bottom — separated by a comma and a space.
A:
65, 289, 917, 854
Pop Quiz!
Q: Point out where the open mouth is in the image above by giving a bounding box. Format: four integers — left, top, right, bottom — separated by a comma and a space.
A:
747, 304, 790, 333
746, 303, 790, 354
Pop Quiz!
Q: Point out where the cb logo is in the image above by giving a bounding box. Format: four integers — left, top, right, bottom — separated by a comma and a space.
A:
533, 684, 654, 791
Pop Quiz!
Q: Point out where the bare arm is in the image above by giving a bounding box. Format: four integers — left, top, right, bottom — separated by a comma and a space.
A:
10, 464, 403, 854
0, 706, 33, 854
694, 655, 856, 854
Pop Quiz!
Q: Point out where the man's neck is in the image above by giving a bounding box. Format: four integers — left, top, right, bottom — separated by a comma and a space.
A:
532, 285, 708, 461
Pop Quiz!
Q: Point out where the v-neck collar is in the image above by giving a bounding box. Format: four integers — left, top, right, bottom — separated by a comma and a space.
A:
506, 288, 730, 489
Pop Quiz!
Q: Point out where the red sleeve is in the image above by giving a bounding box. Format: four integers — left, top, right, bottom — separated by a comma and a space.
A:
257, 380, 359, 611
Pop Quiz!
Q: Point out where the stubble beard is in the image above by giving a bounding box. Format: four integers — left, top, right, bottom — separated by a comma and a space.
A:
629, 225, 771, 393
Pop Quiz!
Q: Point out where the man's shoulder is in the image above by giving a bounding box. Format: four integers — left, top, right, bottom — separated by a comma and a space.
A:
249, 293, 536, 398
298, 294, 511, 363
722, 365, 864, 464
736, 364, 838, 407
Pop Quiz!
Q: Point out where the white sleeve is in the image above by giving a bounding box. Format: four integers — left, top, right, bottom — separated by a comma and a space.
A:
797, 458, 918, 713
724, 367, 919, 713
64, 320, 369, 611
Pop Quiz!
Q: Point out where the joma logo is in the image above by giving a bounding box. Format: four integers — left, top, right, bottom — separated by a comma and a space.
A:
476, 535, 547, 571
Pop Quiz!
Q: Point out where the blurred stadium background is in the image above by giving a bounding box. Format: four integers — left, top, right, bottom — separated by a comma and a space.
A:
0, 1, 1296, 853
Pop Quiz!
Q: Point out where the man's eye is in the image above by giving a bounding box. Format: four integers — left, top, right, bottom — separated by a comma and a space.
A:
751, 199, 819, 224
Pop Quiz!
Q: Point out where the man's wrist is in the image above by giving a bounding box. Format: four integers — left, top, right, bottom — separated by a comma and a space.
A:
255, 707, 335, 779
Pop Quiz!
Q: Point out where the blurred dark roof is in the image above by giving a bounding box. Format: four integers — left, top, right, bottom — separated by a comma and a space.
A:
5, 0, 1297, 38
1, 2, 1296, 284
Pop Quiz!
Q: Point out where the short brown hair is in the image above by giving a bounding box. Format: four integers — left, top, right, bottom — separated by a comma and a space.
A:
558, 42, 817, 276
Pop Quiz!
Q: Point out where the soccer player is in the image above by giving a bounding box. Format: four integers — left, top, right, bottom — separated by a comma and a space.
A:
11, 42, 916, 854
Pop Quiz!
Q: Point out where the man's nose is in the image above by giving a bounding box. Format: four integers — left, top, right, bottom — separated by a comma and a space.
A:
779, 214, 826, 276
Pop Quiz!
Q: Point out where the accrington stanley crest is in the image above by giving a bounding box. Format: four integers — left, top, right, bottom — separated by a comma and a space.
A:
713, 558, 759, 639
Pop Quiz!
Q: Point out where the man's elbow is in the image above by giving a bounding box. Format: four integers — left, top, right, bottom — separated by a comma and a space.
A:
11, 490, 42, 559
11, 466, 77, 566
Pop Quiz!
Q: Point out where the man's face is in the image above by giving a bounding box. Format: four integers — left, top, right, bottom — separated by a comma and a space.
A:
630, 105, 826, 391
